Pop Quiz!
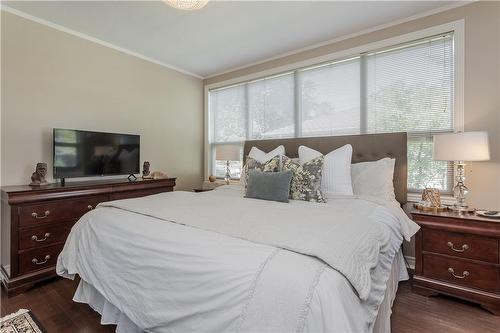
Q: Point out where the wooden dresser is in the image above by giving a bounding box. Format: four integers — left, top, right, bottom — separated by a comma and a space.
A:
412, 209, 500, 315
1, 177, 176, 296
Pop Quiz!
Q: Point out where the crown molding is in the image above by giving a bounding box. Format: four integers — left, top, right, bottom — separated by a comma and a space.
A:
1, 5, 204, 79
204, 1, 473, 80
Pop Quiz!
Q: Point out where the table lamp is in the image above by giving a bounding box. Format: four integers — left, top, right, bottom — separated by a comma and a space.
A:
433, 131, 490, 212
216, 145, 240, 184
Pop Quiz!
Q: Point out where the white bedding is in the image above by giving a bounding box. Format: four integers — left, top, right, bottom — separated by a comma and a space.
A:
57, 185, 418, 333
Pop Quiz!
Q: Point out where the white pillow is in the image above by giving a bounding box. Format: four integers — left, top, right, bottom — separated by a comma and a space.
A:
240, 145, 286, 186
351, 158, 396, 201
298, 144, 353, 196
248, 145, 285, 163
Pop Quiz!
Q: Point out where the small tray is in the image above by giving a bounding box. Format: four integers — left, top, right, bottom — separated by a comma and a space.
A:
413, 203, 448, 212
476, 210, 500, 219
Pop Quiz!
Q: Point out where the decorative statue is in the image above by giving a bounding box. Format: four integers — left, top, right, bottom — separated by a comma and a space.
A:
142, 161, 152, 179
30, 162, 49, 186
142, 161, 166, 179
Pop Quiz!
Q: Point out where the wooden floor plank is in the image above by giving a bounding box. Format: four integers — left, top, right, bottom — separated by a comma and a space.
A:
2, 278, 500, 332
1, 278, 115, 332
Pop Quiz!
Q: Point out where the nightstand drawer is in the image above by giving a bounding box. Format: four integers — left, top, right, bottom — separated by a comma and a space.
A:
423, 254, 499, 292
423, 229, 499, 263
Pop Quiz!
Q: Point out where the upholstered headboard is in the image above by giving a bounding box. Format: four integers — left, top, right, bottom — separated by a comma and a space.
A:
243, 132, 407, 204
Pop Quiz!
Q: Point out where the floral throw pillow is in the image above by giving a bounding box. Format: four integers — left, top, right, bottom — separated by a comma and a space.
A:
242, 156, 281, 186
283, 155, 326, 203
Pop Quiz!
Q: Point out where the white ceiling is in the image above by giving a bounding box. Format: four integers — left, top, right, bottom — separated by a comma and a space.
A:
4, 1, 463, 78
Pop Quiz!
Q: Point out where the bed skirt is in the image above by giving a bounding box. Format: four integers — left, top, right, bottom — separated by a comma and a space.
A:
73, 251, 408, 333
372, 250, 408, 333
73, 279, 142, 333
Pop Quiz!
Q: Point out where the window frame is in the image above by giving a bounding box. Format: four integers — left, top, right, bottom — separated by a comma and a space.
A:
204, 20, 464, 202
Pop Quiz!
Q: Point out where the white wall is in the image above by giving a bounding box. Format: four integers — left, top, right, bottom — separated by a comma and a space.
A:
1, 11, 204, 190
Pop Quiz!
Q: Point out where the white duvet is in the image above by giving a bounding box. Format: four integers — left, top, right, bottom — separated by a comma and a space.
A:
57, 185, 418, 333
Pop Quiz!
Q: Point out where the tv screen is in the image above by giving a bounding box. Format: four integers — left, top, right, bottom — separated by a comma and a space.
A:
53, 129, 140, 179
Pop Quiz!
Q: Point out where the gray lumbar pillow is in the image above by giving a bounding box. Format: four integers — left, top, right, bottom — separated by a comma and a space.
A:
245, 170, 293, 203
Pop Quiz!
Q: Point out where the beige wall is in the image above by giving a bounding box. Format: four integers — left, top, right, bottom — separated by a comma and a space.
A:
205, 1, 500, 212
1, 11, 204, 190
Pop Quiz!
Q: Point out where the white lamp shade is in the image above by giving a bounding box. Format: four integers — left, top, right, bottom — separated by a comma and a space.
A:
216, 145, 240, 161
433, 131, 490, 161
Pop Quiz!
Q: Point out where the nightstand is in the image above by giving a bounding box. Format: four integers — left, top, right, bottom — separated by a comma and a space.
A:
411, 208, 500, 315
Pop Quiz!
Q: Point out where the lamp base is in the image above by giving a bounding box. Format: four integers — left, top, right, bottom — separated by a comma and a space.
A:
224, 160, 231, 185
448, 204, 475, 214
449, 162, 475, 214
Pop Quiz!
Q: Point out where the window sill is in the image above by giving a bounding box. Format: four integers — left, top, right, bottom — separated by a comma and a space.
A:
407, 192, 455, 205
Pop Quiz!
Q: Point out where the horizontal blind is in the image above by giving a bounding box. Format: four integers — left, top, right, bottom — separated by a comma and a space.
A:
208, 32, 456, 191
298, 58, 361, 137
211, 84, 247, 143
365, 33, 454, 192
248, 73, 295, 139
365, 33, 454, 134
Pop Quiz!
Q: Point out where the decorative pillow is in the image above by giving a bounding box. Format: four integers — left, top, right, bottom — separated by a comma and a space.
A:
351, 158, 396, 201
298, 144, 353, 197
241, 156, 281, 186
240, 146, 285, 186
245, 170, 293, 203
283, 156, 326, 203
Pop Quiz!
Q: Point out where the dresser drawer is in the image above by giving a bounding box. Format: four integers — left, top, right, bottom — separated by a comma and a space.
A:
110, 188, 171, 201
18, 243, 64, 275
423, 254, 499, 292
423, 229, 499, 263
19, 222, 74, 250
19, 195, 108, 227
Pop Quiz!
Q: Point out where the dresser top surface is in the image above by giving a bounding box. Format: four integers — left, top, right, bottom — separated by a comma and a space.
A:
1, 177, 177, 194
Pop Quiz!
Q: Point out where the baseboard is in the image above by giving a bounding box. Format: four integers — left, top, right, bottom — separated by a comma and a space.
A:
404, 256, 415, 270
1, 265, 10, 282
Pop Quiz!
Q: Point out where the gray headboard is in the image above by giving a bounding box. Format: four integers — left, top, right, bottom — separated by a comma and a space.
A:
243, 132, 407, 204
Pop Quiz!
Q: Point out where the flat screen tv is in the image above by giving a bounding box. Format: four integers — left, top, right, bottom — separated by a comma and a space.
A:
53, 128, 140, 180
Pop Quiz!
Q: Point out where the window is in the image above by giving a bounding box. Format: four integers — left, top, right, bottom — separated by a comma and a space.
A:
211, 84, 246, 143
208, 32, 455, 193
299, 58, 361, 137
365, 34, 454, 191
249, 73, 295, 139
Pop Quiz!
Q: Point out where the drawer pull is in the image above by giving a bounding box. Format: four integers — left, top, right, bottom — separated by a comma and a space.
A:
448, 267, 469, 279
87, 205, 93, 210
31, 233, 50, 242
32, 255, 50, 265
447, 241, 469, 252
31, 210, 50, 219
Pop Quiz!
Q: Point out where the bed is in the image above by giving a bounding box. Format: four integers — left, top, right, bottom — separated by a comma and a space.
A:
56, 132, 419, 333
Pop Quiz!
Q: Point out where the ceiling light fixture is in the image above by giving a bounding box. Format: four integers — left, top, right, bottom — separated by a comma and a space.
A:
163, 0, 209, 11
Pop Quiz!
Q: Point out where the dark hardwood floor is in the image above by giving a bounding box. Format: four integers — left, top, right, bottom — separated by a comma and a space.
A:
2, 278, 500, 332
1, 277, 115, 332
391, 282, 500, 333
